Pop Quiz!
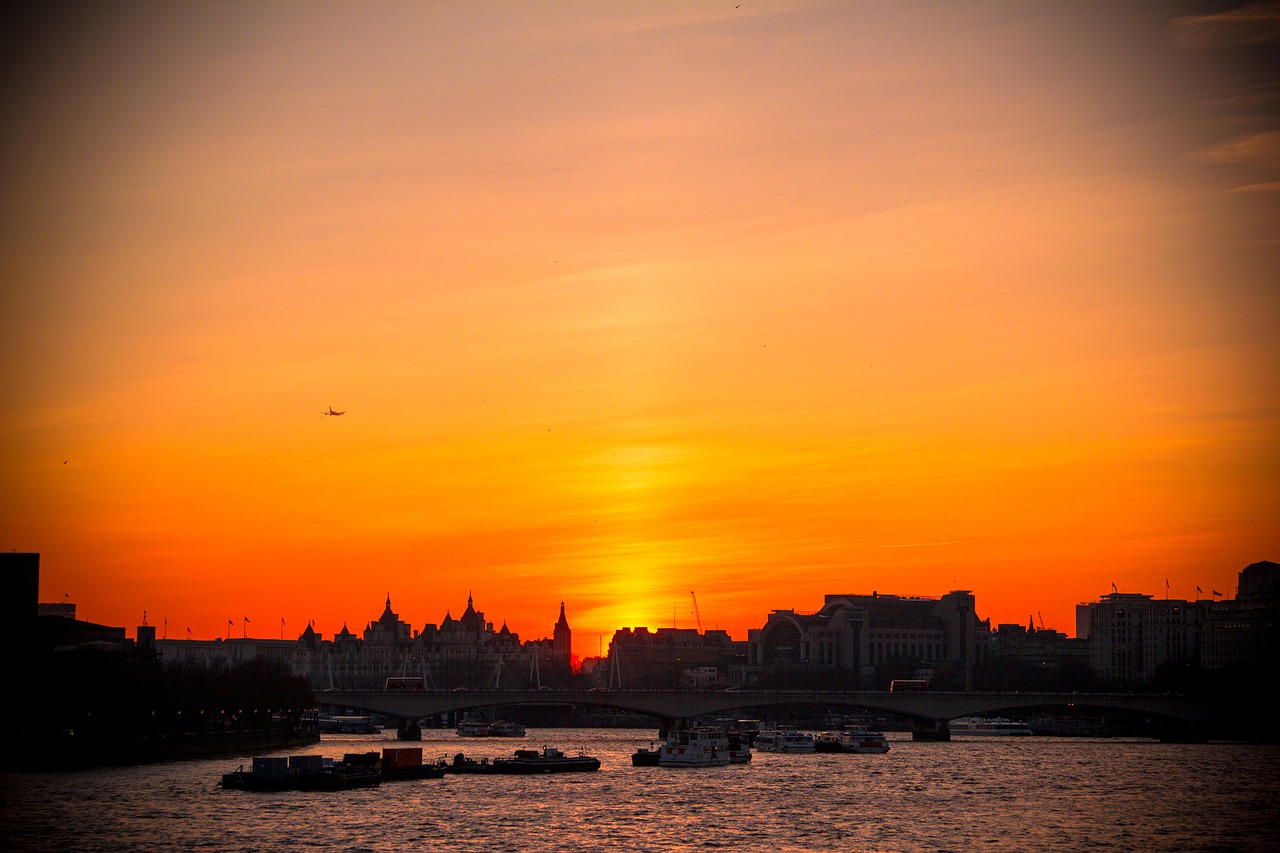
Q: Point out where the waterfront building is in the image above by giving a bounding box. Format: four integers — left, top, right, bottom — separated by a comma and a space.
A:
1076, 593, 1204, 686
158, 594, 573, 691
1076, 561, 1279, 686
745, 590, 991, 690
1200, 560, 1279, 676
987, 620, 1093, 690
602, 626, 744, 689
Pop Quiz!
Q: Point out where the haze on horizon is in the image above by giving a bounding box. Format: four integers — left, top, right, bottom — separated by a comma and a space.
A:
2, 1, 1277, 658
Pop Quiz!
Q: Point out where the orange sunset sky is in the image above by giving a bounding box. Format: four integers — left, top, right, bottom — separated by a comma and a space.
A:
2, 2, 1277, 659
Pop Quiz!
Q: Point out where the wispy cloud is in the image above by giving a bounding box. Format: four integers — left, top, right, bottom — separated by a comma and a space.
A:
882, 541, 967, 549
1195, 130, 1280, 168
1170, 2, 1280, 50
1224, 180, 1280, 192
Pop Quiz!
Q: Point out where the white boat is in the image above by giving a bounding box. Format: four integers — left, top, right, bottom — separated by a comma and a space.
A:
658, 727, 731, 767
754, 729, 815, 753
949, 716, 1033, 736
814, 725, 890, 754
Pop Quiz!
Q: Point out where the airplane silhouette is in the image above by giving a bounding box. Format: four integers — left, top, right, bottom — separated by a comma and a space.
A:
321, 406, 345, 416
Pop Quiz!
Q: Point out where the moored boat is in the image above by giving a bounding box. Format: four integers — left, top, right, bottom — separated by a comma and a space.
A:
319, 715, 381, 734
444, 747, 600, 774
631, 745, 662, 766
949, 716, 1034, 736
494, 746, 599, 773
658, 727, 731, 767
813, 725, 890, 754
1030, 715, 1111, 737
455, 720, 526, 737
219, 754, 381, 792
754, 729, 815, 753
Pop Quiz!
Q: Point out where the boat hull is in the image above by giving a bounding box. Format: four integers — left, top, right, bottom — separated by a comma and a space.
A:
631, 748, 661, 767
381, 764, 446, 780
220, 769, 381, 792
445, 748, 600, 774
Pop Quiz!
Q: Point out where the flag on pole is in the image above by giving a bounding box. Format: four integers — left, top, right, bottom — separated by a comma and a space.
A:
1212, 589, 1222, 597
1197, 585, 1203, 594
1111, 582, 1117, 593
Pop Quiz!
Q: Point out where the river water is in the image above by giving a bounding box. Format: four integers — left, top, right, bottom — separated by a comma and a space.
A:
4, 728, 1278, 852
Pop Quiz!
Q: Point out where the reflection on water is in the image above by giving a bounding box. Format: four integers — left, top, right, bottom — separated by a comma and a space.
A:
3, 728, 1279, 852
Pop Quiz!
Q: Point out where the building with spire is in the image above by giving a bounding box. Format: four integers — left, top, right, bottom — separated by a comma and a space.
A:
554, 601, 572, 664
158, 594, 576, 691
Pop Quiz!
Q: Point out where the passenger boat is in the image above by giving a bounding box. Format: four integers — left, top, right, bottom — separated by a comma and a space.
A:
726, 730, 752, 763
949, 716, 1034, 736
219, 754, 381, 792
657, 727, 731, 767
754, 729, 816, 753
319, 715, 381, 734
444, 747, 600, 774
455, 720, 526, 737
1030, 715, 1111, 737
813, 725, 890, 754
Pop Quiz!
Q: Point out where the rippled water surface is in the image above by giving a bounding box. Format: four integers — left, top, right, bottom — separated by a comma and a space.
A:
4, 729, 1279, 852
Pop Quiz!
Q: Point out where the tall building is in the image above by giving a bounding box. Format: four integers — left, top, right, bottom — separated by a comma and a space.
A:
1201, 560, 1280, 676
1076, 593, 1205, 685
1075, 561, 1280, 686
2, 552, 40, 644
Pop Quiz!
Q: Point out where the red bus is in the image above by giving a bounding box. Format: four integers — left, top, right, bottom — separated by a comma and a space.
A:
890, 679, 928, 692
385, 677, 426, 692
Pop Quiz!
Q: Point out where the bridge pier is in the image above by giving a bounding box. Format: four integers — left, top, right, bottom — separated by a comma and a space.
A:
655, 716, 684, 740
396, 717, 422, 741
1155, 718, 1210, 744
911, 718, 951, 742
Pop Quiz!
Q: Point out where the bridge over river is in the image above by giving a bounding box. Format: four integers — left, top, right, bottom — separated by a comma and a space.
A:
320, 688, 1228, 742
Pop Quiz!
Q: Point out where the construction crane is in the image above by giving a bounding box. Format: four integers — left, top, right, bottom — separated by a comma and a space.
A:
690, 591, 703, 633
1037, 611, 1046, 630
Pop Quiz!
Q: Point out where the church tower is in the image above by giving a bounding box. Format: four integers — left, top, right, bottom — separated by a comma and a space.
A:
553, 601, 572, 665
